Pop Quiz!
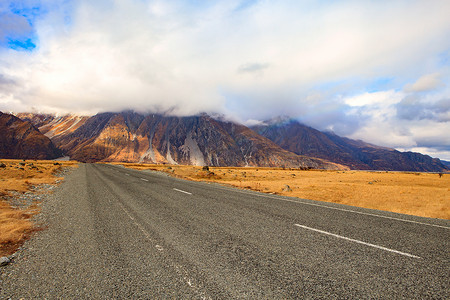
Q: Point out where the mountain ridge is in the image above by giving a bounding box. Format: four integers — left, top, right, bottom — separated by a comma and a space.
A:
251, 118, 448, 172
0, 112, 62, 160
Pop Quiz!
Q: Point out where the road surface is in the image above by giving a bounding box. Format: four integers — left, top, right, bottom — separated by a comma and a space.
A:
1, 163, 449, 298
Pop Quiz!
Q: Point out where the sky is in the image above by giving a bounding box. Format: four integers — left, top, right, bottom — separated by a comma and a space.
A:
0, 0, 449, 160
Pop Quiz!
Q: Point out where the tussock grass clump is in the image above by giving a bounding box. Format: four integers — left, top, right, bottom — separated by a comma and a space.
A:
0, 201, 37, 256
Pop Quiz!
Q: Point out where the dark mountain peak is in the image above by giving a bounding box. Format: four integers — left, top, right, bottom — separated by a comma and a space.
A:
263, 115, 296, 126
206, 112, 238, 124
0, 111, 62, 159
255, 117, 322, 137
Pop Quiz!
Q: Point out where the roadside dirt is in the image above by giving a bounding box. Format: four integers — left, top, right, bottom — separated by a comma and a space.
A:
0, 160, 77, 256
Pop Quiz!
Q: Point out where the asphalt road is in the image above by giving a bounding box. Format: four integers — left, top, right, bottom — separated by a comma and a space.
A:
1, 163, 449, 299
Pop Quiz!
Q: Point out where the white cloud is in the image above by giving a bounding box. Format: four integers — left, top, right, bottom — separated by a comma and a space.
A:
340, 87, 450, 161
397, 147, 450, 161
404, 73, 444, 92
0, 0, 449, 115
244, 119, 266, 127
344, 91, 415, 148
345, 90, 403, 107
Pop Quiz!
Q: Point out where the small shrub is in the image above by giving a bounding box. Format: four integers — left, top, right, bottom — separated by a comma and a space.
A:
282, 184, 292, 192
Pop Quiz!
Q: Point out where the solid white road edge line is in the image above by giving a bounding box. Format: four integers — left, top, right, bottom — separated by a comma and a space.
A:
116, 165, 448, 229
173, 188, 192, 195
294, 224, 421, 259
219, 186, 449, 230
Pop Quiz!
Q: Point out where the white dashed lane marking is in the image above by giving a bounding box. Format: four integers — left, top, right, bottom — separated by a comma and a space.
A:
294, 224, 421, 259
173, 188, 192, 195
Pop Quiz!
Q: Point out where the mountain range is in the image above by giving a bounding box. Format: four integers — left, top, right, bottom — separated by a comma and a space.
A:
16, 111, 344, 170
2, 111, 447, 172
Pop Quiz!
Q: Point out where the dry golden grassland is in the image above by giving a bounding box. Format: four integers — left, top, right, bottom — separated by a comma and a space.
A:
118, 163, 450, 220
0, 159, 77, 256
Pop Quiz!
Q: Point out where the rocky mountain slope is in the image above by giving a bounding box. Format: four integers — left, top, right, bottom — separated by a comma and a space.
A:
22, 111, 343, 169
0, 112, 62, 159
16, 113, 89, 139
251, 118, 448, 172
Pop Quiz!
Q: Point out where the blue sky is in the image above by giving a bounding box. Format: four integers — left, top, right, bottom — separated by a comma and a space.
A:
1, 1, 45, 50
0, 0, 449, 160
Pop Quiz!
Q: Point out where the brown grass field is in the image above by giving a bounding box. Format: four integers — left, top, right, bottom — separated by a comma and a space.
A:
117, 163, 450, 220
0, 159, 77, 256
